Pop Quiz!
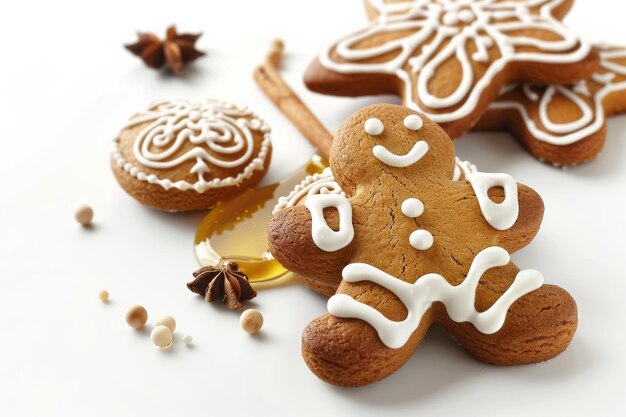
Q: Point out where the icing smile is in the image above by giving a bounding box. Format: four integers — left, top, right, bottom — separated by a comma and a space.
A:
373, 141, 429, 168
369, 115, 429, 168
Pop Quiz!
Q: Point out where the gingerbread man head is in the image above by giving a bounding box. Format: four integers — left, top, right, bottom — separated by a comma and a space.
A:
269, 104, 577, 386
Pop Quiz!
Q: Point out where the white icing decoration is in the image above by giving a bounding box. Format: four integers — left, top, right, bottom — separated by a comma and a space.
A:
466, 172, 519, 231
111, 99, 271, 193
373, 141, 429, 167
272, 167, 344, 215
403, 114, 424, 130
592, 72, 616, 85
328, 246, 544, 349
409, 229, 434, 250
304, 194, 354, 252
401, 198, 424, 218
365, 118, 385, 135
452, 157, 477, 181
572, 80, 591, 97
522, 84, 539, 101
319, 0, 592, 124
489, 46, 626, 145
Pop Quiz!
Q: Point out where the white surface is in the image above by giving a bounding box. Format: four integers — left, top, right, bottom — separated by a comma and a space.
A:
1, 1, 625, 416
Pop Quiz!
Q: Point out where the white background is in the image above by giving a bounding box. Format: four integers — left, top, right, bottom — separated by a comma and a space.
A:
1, 0, 625, 416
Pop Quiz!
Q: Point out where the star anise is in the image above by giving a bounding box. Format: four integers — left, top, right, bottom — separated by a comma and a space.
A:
187, 262, 257, 310
124, 25, 205, 75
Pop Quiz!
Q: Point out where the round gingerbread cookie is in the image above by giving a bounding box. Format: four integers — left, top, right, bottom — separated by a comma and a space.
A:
111, 99, 272, 211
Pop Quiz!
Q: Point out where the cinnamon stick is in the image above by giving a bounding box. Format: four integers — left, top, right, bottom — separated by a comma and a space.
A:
253, 40, 332, 161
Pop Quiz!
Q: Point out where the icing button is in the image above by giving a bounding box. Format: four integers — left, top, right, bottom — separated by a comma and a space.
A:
401, 198, 424, 218
409, 230, 433, 251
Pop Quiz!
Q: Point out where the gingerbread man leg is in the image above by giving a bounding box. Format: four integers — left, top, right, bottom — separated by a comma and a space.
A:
435, 263, 578, 365
303, 252, 576, 387
302, 312, 431, 387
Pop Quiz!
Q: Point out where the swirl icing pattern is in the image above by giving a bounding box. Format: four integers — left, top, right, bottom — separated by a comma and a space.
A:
112, 99, 271, 193
486, 46, 626, 145
314, 0, 592, 125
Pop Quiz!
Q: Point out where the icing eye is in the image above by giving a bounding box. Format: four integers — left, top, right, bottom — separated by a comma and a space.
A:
364, 118, 384, 135
403, 115, 423, 131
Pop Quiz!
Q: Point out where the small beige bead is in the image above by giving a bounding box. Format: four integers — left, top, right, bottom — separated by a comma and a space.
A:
240, 309, 263, 334
271, 38, 284, 50
156, 315, 176, 332
183, 334, 193, 346
75, 205, 94, 227
125, 305, 148, 329
151, 325, 173, 348
98, 290, 109, 302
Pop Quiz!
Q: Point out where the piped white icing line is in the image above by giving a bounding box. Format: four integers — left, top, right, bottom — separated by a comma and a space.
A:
111, 99, 271, 193
488, 47, 626, 145
320, 0, 592, 124
272, 168, 344, 215
304, 194, 354, 252
328, 246, 543, 349
409, 229, 434, 250
466, 172, 519, 231
401, 198, 424, 218
403, 114, 424, 130
452, 157, 477, 181
365, 118, 385, 135
373, 141, 429, 167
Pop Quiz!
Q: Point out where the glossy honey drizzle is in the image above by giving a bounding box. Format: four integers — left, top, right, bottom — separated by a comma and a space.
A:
194, 156, 327, 283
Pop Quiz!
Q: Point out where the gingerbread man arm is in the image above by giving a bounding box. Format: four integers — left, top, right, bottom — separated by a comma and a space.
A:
269, 206, 355, 296
495, 183, 544, 253
445, 177, 544, 255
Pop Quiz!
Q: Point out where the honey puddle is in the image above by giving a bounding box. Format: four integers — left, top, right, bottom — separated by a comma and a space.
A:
194, 155, 326, 284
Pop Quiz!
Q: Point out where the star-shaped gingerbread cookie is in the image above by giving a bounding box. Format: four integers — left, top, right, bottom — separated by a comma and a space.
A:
475, 45, 626, 165
269, 104, 577, 386
305, 0, 598, 138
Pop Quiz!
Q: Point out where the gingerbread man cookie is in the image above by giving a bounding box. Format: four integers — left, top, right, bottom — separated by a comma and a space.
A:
268, 104, 577, 386
111, 99, 272, 211
304, 0, 598, 138
475, 45, 626, 165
